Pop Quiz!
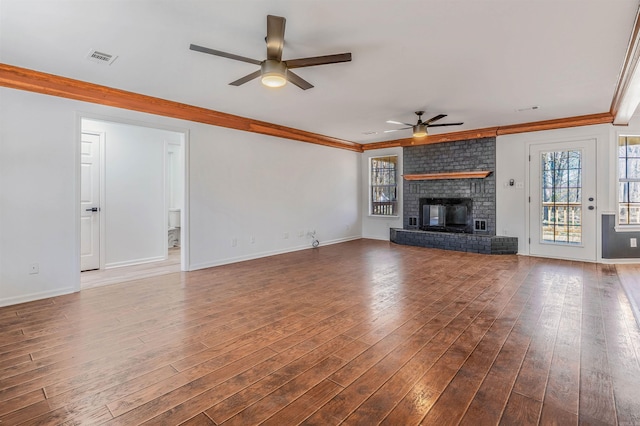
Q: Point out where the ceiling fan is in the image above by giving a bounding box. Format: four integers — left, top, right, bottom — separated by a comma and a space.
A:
385, 111, 463, 137
189, 15, 352, 90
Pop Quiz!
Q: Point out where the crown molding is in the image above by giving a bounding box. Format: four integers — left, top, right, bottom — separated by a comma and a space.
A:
0, 63, 363, 153
362, 113, 613, 150
0, 64, 617, 153
496, 112, 613, 135
611, 4, 640, 125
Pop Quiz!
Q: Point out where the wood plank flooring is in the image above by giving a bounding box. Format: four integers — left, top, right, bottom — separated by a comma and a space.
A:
1, 239, 639, 425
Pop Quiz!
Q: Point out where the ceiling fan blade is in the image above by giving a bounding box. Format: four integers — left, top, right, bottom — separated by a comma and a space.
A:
229, 70, 262, 86
384, 127, 411, 133
190, 44, 262, 65
286, 53, 352, 69
286, 70, 314, 90
386, 120, 413, 126
426, 122, 464, 128
424, 114, 447, 125
266, 15, 286, 61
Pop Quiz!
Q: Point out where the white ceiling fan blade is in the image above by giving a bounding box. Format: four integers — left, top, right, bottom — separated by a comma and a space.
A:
386, 120, 413, 126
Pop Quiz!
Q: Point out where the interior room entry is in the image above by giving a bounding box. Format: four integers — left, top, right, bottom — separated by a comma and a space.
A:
529, 138, 597, 262
80, 132, 101, 271
80, 118, 186, 273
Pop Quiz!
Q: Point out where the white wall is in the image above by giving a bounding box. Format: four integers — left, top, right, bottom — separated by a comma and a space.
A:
496, 124, 613, 258
0, 89, 79, 305
188, 124, 361, 269
361, 147, 403, 240
0, 87, 362, 306
82, 119, 183, 268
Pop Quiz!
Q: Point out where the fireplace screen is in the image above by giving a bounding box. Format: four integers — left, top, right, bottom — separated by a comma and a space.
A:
427, 205, 445, 226
419, 198, 473, 233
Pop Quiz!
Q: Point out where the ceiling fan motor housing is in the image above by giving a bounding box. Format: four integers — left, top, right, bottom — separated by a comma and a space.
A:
413, 123, 428, 137
261, 60, 288, 87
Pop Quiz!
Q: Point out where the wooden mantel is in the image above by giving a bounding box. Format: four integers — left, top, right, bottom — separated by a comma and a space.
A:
403, 171, 492, 180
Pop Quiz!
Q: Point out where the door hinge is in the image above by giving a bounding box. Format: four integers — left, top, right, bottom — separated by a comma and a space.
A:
528, 196, 531, 203
528, 155, 531, 161
528, 238, 531, 244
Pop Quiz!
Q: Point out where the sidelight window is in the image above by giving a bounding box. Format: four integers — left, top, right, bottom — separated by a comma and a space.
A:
618, 135, 640, 226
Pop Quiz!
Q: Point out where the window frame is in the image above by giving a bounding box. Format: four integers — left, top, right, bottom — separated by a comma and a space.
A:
369, 155, 399, 217
616, 134, 640, 230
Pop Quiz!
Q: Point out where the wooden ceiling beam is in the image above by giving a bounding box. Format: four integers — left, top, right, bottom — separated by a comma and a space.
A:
0, 63, 363, 153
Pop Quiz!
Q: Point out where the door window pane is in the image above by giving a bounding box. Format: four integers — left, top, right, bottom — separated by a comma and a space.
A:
540, 150, 582, 244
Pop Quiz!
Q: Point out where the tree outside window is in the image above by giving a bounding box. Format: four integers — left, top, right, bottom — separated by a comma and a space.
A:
370, 155, 398, 216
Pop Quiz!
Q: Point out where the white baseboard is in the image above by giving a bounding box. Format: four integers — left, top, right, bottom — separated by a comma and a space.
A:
600, 258, 640, 264
361, 234, 391, 241
105, 255, 166, 269
188, 236, 361, 271
0, 286, 76, 308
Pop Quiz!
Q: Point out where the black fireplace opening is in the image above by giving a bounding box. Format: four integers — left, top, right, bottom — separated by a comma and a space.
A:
419, 198, 473, 233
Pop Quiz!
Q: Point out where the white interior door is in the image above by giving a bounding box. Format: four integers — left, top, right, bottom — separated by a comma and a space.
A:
529, 139, 597, 262
80, 132, 101, 271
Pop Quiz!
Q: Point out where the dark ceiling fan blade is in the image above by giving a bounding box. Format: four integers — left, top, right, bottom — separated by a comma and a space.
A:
424, 114, 447, 125
286, 53, 352, 69
426, 122, 464, 128
266, 15, 286, 61
190, 44, 262, 65
286, 70, 314, 90
386, 120, 413, 126
384, 127, 412, 133
229, 70, 262, 86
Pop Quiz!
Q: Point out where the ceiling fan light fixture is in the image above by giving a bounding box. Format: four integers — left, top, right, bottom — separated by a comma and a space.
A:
413, 124, 428, 138
261, 60, 287, 88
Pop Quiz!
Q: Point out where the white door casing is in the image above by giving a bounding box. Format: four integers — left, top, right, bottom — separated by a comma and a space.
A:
80, 132, 101, 271
529, 139, 597, 262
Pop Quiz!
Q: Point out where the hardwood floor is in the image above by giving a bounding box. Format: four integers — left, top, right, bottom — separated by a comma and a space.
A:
1, 239, 639, 425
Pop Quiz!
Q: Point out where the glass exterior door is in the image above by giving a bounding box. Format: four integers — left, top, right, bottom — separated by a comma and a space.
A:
529, 139, 596, 261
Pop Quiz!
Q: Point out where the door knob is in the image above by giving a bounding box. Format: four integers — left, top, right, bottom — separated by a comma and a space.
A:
588, 206, 595, 210
85, 207, 99, 212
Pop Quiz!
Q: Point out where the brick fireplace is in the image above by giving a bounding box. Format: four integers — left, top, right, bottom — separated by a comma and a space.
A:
390, 137, 518, 254
403, 137, 496, 234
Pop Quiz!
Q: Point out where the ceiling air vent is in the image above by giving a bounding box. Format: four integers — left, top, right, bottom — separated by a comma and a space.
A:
86, 49, 117, 65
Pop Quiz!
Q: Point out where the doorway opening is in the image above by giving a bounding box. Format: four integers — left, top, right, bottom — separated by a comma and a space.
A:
79, 117, 188, 288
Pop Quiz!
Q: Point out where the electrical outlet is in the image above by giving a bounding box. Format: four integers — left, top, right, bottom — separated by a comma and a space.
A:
298, 230, 304, 238
631, 238, 637, 248
231, 237, 237, 247
29, 263, 39, 274
283, 232, 289, 239
250, 236, 255, 244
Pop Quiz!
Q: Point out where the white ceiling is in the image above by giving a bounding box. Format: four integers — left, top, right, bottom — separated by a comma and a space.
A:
1, 0, 638, 144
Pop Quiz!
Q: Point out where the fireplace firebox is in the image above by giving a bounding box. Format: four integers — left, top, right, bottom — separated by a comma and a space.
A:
419, 198, 473, 233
